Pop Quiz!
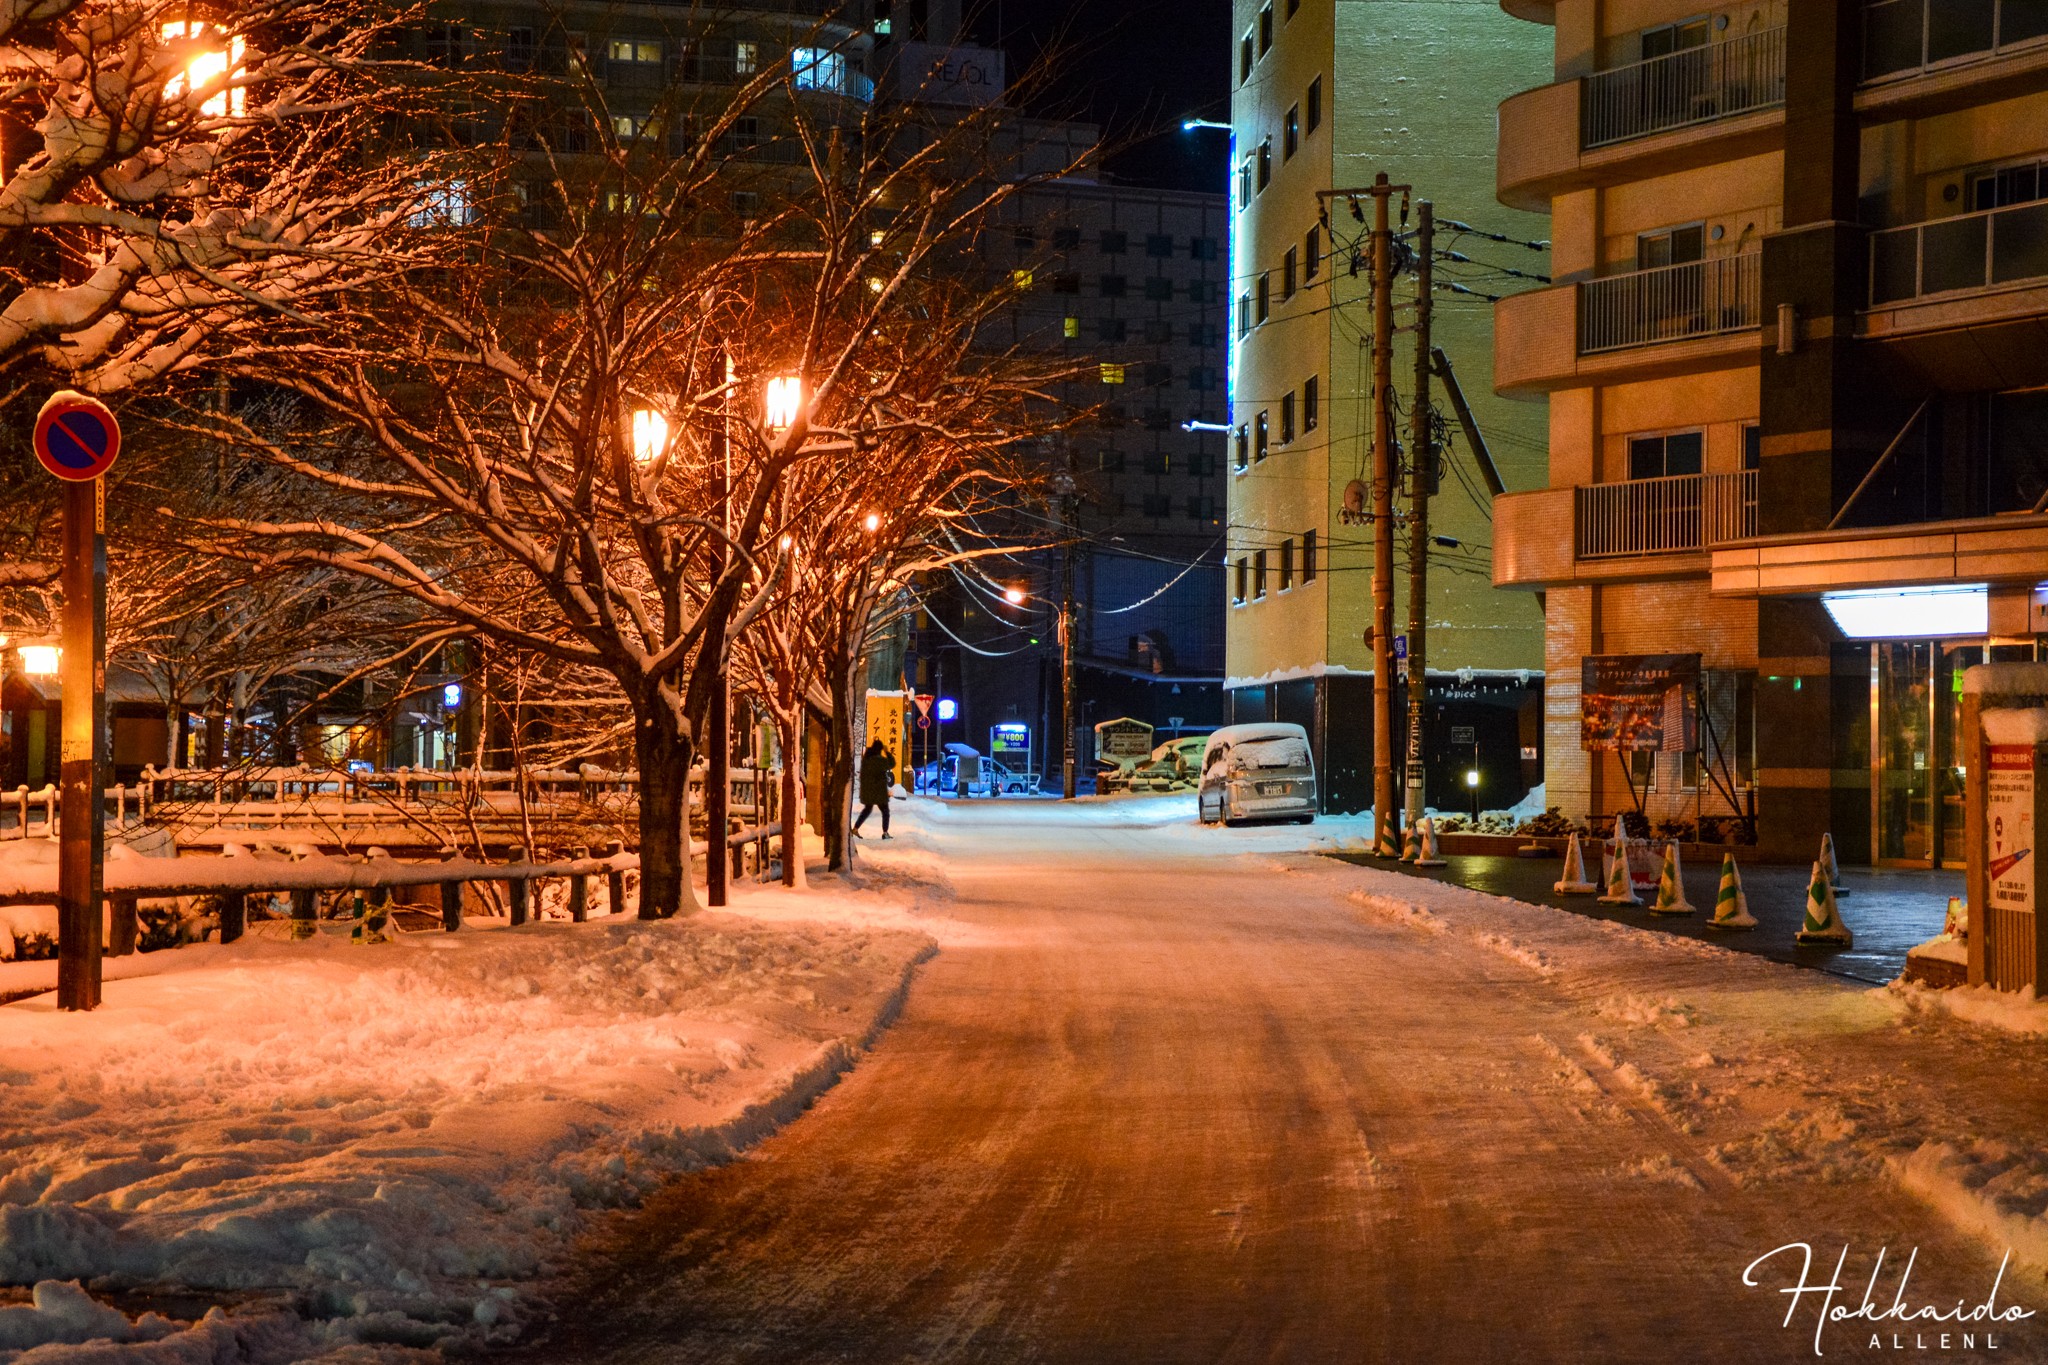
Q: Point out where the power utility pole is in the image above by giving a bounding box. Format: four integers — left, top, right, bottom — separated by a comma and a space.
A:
1058, 452, 1078, 800
1319, 173, 1409, 853
1404, 202, 1435, 836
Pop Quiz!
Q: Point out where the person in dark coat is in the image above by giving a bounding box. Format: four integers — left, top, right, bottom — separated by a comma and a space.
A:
854, 739, 894, 838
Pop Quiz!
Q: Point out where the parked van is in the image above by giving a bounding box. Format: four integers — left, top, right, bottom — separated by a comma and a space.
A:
1197, 722, 1317, 826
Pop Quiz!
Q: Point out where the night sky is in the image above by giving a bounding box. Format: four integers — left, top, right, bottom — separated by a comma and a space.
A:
972, 0, 1233, 194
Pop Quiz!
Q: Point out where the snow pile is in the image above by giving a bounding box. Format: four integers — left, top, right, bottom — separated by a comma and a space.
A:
0, 887, 935, 1360
1893, 980, 2048, 1036
1891, 1140, 2048, 1278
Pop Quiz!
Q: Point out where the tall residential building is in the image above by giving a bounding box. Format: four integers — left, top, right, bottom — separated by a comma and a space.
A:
1226, 0, 1553, 813
1492, 0, 2048, 866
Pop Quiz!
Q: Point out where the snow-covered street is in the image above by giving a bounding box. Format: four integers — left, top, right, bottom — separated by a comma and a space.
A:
543, 797, 2048, 1363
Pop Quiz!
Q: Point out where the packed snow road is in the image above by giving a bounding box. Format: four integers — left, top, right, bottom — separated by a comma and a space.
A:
544, 798, 2048, 1364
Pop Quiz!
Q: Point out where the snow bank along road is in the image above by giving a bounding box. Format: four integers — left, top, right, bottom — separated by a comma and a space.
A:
548, 798, 2048, 1364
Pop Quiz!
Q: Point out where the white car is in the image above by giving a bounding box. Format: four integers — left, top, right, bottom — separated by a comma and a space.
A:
1197, 722, 1317, 826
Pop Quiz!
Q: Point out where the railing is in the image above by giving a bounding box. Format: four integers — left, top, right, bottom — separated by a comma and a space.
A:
1869, 200, 2048, 305
1864, 0, 2048, 82
0, 783, 149, 840
1579, 252, 1761, 354
1582, 27, 1785, 149
1575, 470, 1757, 560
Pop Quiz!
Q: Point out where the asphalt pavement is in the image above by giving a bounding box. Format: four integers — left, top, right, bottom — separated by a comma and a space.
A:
1330, 847, 1960, 985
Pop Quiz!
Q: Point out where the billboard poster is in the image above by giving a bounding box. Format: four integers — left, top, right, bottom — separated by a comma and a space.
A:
1580, 654, 1701, 752
1095, 717, 1154, 761
1988, 745, 2035, 914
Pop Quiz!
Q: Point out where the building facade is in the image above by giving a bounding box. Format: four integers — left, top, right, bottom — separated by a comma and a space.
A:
1226, 0, 1553, 813
1492, 0, 2048, 865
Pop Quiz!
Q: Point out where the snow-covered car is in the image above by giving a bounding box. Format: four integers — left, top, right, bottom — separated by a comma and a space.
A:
1128, 734, 1209, 793
1197, 722, 1317, 826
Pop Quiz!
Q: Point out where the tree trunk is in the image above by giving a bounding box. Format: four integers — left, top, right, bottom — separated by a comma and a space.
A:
633, 699, 701, 919
776, 707, 805, 889
822, 686, 854, 871
203, 689, 225, 768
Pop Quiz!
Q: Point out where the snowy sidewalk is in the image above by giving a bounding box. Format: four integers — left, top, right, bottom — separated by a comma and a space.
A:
0, 831, 946, 1362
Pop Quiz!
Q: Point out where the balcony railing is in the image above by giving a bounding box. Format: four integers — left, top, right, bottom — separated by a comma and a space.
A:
1575, 470, 1757, 560
1581, 27, 1785, 149
1579, 252, 1761, 355
1864, 0, 2048, 82
1869, 199, 2048, 305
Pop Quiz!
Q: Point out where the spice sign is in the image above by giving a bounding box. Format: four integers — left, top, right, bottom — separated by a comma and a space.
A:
1988, 745, 2035, 913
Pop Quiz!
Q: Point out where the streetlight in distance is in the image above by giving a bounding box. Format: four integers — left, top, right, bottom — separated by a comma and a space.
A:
763, 376, 803, 433
862, 511, 881, 533
1466, 767, 1481, 823
629, 408, 668, 464
1002, 585, 1027, 606
19, 645, 60, 676
1182, 118, 1231, 132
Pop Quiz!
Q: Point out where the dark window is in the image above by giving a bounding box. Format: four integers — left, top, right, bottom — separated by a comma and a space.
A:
1146, 233, 1175, 257
425, 23, 472, 67
1144, 408, 1172, 432
1099, 449, 1126, 473
1234, 426, 1249, 470
1012, 225, 1036, 250
1282, 246, 1298, 299
1253, 548, 1268, 598
1636, 224, 1705, 270
1052, 227, 1082, 250
1143, 493, 1172, 518
1971, 160, 2048, 212
1190, 236, 1219, 261
1145, 277, 1174, 301
1256, 273, 1270, 323
1304, 374, 1319, 431
1097, 404, 1126, 428
505, 27, 535, 70
1100, 229, 1128, 254
1234, 557, 1248, 603
1279, 538, 1294, 590
1187, 280, 1216, 305
1280, 391, 1295, 443
1742, 424, 1760, 470
1257, 141, 1272, 190
1186, 366, 1219, 391
1286, 0, 1299, 16
1258, 3, 1273, 54
1189, 322, 1219, 346
1187, 496, 1218, 521
1143, 449, 1171, 473
1144, 362, 1172, 386
1236, 293, 1251, 337
1640, 18, 1708, 60
1240, 34, 1253, 83
1306, 76, 1322, 134
1627, 431, 1704, 479
1305, 225, 1321, 281
1284, 105, 1299, 160
1303, 527, 1318, 581
1095, 317, 1127, 342
1255, 410, 1269, 461
1189, 452, 1218, 477
1099, 274, 1128, 297
1237, 160, 1252, 209
1144, 319, 1173, 343
1051, 272, 1081, 294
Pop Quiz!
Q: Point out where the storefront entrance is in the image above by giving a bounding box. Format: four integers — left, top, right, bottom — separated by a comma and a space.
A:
1871, 639, 2039, 867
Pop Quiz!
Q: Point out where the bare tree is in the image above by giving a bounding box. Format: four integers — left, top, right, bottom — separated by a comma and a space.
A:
182, 54, 1080, 916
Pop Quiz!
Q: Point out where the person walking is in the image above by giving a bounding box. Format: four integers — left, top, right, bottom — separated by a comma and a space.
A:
854, 738, 894, 839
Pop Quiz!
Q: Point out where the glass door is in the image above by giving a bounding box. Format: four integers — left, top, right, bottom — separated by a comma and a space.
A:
1874, 641, 1935, 864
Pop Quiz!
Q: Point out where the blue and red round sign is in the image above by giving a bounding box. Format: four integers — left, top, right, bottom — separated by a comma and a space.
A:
33, 391, 121, 481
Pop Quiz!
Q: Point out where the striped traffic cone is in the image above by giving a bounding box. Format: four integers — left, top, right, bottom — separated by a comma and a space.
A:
1554, 832, 1597, 895
1708, 852, 1758, 930
1401, 820, 1422, 863
1797, 860, 1853, 944
1598, 831, 1641, 906
1648, 842, 1695, 915
1415, 814, 1447, 868
1820, 832, 1849, 896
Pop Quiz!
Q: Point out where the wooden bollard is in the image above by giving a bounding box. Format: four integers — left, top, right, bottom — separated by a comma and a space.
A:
440, 849, 462, 933
604, 840, 626, 919
569, 845, 589, 923
290, 888, 317, 941
109, 894, 138, 957
219, 892, 246, 944
507, 845, 529, 926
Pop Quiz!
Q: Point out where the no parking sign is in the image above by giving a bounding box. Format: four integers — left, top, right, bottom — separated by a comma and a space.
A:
33, 391, 121, 481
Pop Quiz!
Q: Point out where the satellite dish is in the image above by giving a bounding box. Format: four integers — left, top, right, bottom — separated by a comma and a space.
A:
1343, 479, 1368, 515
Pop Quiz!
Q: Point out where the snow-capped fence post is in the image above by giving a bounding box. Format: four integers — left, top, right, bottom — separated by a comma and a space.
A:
439, 848, 463, 932
219, 892, 246, 944
41, 785, 56, 840
604, 842, 626, 918
506, 846, 529, 926
108, 894, 137, 956
568, 846, 589, 923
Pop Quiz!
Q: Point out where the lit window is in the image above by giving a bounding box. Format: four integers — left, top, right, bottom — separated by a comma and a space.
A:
611, 114, 642, 137
1063, 316, 1080, 338
608, 38, 661, 63
734, 40, 760, 75
1012, 267, 1035, 289
162, 22, 247, 117
1100, 363, 1126, 384
793, 47, 847, 92
410, 179, 476, 227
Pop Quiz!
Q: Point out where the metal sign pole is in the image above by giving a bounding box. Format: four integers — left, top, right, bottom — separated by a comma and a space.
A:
57, 477, 106, 1011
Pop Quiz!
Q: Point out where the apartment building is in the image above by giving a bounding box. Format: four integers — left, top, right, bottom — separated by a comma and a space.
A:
1226, 0, 1552, 813
1492, 0, 2048, 865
